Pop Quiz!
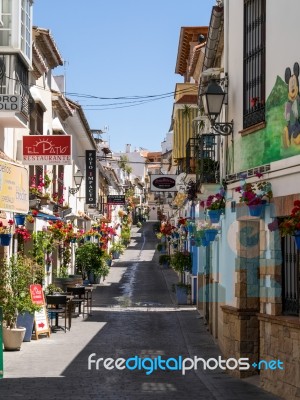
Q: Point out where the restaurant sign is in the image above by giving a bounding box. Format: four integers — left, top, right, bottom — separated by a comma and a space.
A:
107, 195, 126, 205
22, 135, 72, 165
86, 150, 97, 204
0, 159, 29, 213
150, 174, 177, 192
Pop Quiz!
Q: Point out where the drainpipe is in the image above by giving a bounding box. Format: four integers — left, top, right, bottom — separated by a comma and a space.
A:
223, 0, 231, 179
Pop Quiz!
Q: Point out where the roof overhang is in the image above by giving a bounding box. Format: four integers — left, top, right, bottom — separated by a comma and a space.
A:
175, 26, 209, 76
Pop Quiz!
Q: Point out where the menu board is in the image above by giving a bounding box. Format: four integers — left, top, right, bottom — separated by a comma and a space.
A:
30, 284, 50, 339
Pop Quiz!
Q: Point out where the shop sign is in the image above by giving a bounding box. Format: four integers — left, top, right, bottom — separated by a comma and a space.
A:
0, 95, 21, 111
30, 284, 45, 306
0, 159, 29, 213
22, 135, 72, 165
107, 195, 125, 205
86, 150, 96, 204
150, 174, 177, 192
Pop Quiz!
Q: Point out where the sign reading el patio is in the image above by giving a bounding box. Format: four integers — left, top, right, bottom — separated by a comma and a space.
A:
22, 135, 72, 165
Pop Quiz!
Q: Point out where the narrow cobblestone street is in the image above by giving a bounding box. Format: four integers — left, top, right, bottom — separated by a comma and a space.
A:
0, 223, 281, 400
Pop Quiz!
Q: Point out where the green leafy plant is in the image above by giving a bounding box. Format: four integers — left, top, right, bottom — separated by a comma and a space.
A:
109, 241, 125, 255
170, 251, 192, 274
75, 242, 110, 279
0, 255, 41, 328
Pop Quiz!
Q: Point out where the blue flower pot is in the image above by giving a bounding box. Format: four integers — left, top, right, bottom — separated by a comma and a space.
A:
15, 214, 26, 226
248, 204, 264, 217
208, 209, 222, 223
0, 233, 12, 246
205, 229, 218, 242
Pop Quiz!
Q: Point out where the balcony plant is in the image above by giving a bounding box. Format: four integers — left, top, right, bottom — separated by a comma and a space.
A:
0, 255, 42, 349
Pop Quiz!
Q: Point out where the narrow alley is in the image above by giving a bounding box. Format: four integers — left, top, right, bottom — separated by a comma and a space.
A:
0, 223, 281, 400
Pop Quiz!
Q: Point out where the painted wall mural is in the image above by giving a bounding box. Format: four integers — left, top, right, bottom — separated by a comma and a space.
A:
235, 62, 300, 171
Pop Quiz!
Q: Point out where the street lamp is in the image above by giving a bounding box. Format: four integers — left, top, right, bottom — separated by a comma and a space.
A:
68, 169, 84, 195
201, 78, 233, 136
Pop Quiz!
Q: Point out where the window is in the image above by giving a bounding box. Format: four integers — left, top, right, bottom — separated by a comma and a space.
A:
243, 0, 266, 129
281, 234, 299, 316
0, 0, 12, 46
20, 0, 32, 60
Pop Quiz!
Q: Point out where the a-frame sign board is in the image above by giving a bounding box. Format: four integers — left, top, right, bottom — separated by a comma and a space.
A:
30, 284, 50, 339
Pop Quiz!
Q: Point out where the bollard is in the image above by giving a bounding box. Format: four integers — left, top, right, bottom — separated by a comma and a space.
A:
0, 307, 3, 378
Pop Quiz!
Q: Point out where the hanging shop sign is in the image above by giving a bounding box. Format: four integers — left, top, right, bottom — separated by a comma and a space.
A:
86, 150, 97, 204
22, 135, 72, 165
107, 195, 126, 205
0, 159, 29, 213
150, 174, 177, 192
0, 95, 21, 111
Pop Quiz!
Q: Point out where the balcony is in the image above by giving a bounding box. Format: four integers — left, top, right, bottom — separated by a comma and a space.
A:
185, 134, 220, 198
0, 55, 34, 128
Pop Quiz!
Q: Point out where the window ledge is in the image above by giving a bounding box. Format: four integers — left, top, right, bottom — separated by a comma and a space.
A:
239, 121, 266, 137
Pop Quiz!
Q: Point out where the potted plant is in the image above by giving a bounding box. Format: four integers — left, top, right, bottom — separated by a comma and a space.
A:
200, 190, 226, 223
109, 241, 125, 259
0, 255, 42, 349
0, 219, 14, 246
278, 200, 300, 248
75, 242, 110, 283
158, 254, 171, 268
170, 251, 192, 274
236, 178, 273, 217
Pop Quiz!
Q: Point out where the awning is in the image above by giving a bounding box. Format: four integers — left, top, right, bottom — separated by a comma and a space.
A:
33, 212, 62, 221
173, 107, 198, 160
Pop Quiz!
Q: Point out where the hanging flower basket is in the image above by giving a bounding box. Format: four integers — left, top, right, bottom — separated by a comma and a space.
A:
14, 214, 26, 226
205, 229, 218, 242
248, 204, 264, 217
208, 209, 223, 224
0, 233, 12, 246
293, 230, 300, 249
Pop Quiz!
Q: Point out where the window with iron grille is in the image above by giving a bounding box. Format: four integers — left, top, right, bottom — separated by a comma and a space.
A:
281, 235, 299, 316
243, 0, 266, 129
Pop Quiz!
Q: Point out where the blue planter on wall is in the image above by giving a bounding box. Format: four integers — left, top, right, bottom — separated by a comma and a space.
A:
15, 214, 26, 226
248, 204, 264, 217
205, 229, 218, 242
0, 233, 12, 246
208, 209, 223, 223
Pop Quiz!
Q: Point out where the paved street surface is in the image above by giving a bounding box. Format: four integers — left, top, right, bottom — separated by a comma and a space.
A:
0, 222, 281, 400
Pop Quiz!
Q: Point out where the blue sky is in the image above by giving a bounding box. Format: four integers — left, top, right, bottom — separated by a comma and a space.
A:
33, 0, 215, 152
